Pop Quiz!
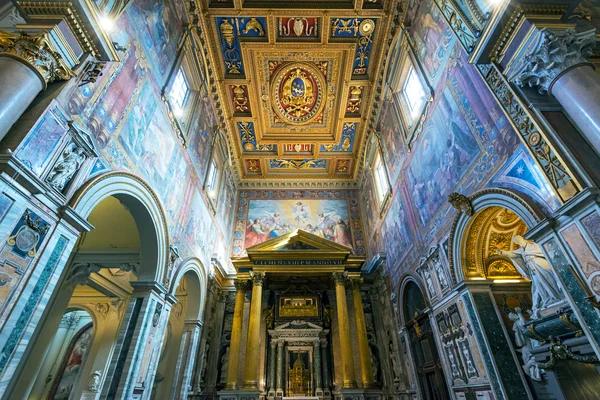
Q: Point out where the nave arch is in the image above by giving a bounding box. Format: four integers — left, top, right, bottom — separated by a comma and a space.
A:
6, 172, 207, 399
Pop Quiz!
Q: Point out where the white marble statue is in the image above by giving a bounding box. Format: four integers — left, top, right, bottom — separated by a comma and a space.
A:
498, 235, 564, 317
46, 146, 86, 190
508, 308, 543, 381
88, 370, 102, 392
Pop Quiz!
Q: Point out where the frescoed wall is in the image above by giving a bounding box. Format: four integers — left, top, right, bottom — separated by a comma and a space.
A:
12, 0, 233, 273
360, 0, 560, 286
232, 191, 366, 256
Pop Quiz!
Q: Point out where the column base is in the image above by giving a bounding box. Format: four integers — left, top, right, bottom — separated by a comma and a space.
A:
218, 389, 262, 400
267, 389, 275, 399
333, 388, 383, 400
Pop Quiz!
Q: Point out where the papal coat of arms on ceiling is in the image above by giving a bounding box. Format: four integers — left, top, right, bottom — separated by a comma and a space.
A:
271, 63, 326, 125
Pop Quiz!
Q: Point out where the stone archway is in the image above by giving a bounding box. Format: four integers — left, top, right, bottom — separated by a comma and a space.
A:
8, 172, 172, 399
448, 188, 544, 285
153, 257, 208, 399
70, 171, 170, 283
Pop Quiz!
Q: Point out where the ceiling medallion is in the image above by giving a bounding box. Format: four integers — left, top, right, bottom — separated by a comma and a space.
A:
271, 63, 326, 125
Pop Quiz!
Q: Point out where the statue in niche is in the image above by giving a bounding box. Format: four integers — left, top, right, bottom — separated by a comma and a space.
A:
265, 305, 274, 329
434, 258, 449, 289
370, 350, 379, 382
323, 305, 332, 328
389, 341, 401, 381
219, 346, 230, 384
46, 145, 86, 191
496, 235, 564, 317
508, 308, 542, 381
88, 370, 102, 392
423, 268, 435, 297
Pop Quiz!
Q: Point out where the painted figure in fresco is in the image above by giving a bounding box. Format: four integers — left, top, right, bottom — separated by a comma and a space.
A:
46, 146, 86, 191
291, 201, 310, 226
333, 220, 352, 248
245, 219, 267, 247
498, 236, 564, 317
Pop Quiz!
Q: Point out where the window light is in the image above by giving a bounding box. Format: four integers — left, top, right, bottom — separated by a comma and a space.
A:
170, 68, 189, 113
403, 67, 426, 119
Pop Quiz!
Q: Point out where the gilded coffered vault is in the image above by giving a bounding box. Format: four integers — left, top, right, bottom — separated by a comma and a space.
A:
197, 0, 394, 185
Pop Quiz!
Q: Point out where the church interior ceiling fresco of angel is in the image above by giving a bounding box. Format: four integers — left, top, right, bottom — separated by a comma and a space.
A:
1, 0, 600, 399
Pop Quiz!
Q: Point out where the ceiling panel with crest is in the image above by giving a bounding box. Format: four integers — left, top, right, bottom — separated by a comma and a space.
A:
198, 0, 394, 187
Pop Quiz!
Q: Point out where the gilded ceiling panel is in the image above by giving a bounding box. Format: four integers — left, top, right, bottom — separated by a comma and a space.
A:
198, 0, 393, 185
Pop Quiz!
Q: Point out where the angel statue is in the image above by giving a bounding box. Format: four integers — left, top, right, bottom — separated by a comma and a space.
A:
496, 235, 564, 317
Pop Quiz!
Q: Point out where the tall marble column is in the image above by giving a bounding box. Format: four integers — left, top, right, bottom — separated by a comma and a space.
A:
267, 340, 277, 397
276, 340, 285, 397
100, 281, 173, 400
332, 272, 357, 388
320, 339, 331, 395
351, 278, 375, 387
243, 272, 265, 390
172, 319, 202, 399
0, 31, 73, 140
225, 279, 248, 390
510, 28, 600, 155
313, 340, 323, 396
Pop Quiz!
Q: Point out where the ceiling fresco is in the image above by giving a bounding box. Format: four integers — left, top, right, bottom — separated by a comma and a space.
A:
198, 0, 394, 186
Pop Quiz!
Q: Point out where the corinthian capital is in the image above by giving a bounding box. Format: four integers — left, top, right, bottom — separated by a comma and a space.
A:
509, 28, 596, 94
0, 30, 74, 87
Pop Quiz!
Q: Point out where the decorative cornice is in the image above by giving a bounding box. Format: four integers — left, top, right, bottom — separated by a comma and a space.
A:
16, 1, 102, 57
0, 30, 74, 88
508, 28, 596, 94
489, 4, 568, 62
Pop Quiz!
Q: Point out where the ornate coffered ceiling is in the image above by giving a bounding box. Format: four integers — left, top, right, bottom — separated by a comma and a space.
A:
196, 0, 396, 187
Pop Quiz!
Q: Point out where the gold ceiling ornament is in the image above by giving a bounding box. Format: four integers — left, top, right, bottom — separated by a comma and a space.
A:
232, 85, 249, 113
359, 19, 376, 36
271, 62, 326, 125
462, 206, 528, 280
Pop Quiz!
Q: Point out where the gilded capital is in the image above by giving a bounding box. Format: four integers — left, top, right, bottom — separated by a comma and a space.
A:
350, 278, 364, 291
234, 278, 249, 290
509, 28, 596, 94
250, 271, 265, 286
332, 272, 348, 286
0, 30, 74, 88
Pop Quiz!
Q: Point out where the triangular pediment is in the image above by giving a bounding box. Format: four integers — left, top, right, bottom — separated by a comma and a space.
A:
233, 229, 364, 274
275, 320, 323, 331
246, 229, 351, 253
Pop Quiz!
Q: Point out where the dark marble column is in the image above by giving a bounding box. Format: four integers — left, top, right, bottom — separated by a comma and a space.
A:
313, 340, 323, 396
320, 339, 331, 395
276, 340, 285, 397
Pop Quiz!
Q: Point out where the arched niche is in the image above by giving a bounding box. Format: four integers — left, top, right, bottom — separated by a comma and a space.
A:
153, 258, 207, 399
448, 189, 544, 285
398, 276, 450, 399
70, 171, 170, 283
169, 257, 208, 322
